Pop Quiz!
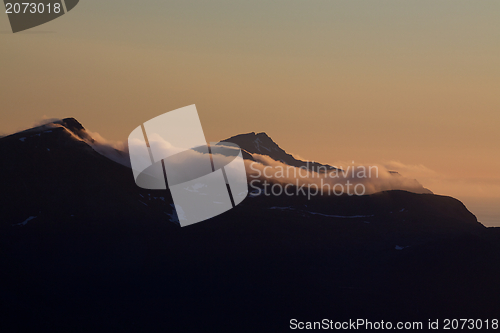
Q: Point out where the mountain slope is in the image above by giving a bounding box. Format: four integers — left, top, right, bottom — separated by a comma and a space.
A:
0, 118, 175, 228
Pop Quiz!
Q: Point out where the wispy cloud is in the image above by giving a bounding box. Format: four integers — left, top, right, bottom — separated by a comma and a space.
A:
246, 154, 431, 195
382, 160, 500, 199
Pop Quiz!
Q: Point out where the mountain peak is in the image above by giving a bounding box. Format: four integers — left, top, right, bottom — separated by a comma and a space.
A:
0, 117, 96, 147
59, 118, 85, 132
222, 131, 282, 155
221, 131, 327, 170
55, 118, 94, 143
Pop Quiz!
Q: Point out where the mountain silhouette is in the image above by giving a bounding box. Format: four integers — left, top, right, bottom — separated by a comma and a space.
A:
223, 131, 340, 169
0, 119, 499, 332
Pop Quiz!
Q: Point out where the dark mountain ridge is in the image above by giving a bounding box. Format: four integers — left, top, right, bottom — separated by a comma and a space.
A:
0, 118, 499, 332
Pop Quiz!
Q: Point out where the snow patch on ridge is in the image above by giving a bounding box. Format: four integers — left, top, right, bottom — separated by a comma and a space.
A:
13, 216, 37, 226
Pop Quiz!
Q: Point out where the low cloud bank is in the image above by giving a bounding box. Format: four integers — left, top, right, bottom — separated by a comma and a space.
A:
247, 154, 431, 196
84, 132, 433, 196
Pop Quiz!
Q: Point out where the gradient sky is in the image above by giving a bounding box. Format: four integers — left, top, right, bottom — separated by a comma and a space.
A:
1, 0, 499, 225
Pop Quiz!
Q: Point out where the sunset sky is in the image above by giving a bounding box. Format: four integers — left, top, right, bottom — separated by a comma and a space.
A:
1, 0, 499, 225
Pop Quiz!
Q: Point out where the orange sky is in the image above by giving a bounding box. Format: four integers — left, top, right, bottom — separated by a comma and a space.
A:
1, 1, 499, 224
